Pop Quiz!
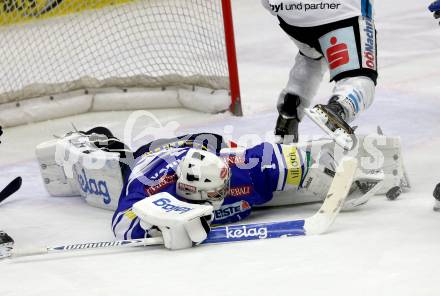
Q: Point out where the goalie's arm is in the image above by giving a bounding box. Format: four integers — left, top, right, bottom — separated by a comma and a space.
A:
112, 190, 149, 240
112, 169, 179, 239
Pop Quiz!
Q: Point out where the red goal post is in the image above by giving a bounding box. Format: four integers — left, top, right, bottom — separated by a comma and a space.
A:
222, 0, 243, 116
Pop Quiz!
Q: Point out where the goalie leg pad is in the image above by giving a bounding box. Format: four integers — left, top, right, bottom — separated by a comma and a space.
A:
36, 130, 126, 210
355, 133, 411, 195
73, 150, 124, 211
36, 134, 83, 197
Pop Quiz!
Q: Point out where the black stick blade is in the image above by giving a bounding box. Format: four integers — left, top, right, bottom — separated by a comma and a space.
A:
0, 177, 22, 204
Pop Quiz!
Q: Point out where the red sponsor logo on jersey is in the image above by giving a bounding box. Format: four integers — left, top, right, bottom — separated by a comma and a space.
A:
213, 200, 252, 220
223, 154, 245, 166
145, 174, 177, 196
229, 141, 238, 148
363, 19, 376, 69
220, 167, 229, 179
327, 37, 350, 70
178, 182, 197, 193
229, 186, 252, 197
241, 200, 251, 210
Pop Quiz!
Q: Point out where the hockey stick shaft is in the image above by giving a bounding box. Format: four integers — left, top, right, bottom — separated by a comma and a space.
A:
9, 219, 306, 258
205, 158, 357, 243
11, 237, 164, 258
0, 177, 22, 204
9, 220, 306, 259
8, 158, 356, 258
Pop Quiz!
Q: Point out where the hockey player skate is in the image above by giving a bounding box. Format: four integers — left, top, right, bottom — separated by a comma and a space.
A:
0, 231, 14, 259
305, 97, 356, 150
275, 94, 301, 144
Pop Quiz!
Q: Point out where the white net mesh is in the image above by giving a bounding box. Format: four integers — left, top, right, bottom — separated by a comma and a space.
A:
0, 0, 230, 105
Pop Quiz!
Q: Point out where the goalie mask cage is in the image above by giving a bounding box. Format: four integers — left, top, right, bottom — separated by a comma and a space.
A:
0, 0, 242, 127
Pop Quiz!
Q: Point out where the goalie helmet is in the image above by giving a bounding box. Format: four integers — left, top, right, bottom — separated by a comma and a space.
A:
176, 149, 230, 206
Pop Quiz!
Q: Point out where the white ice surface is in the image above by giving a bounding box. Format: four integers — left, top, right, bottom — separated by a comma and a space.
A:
2, 1, 440, 295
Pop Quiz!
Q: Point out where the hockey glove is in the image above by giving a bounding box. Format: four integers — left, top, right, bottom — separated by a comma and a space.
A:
133, 192, 213, 250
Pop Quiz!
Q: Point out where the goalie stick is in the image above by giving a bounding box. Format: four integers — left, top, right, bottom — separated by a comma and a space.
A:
0, 177, 22, 205
2, 158, 357, 259
0, 127, 22, 205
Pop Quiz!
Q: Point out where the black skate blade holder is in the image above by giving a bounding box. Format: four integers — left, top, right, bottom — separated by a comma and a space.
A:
305, 106, 358, 151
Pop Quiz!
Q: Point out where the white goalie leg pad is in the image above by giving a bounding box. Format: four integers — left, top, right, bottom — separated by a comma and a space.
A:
354, 133, 411, 196
279, 53, 327, 120
36, 134, 84, 197
36, 132, 125, 210
342, 169, 384, 210
304, 133, 410, 201
265, 134, 410, 208
303, 134, 411, 198
332, 76, 376, 123
73, 149, 124, 211
133, 192, 213, 250
300, 163, 335, 201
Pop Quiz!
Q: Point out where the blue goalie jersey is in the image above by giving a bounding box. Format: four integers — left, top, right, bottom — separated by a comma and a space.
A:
112, 134, 309, 240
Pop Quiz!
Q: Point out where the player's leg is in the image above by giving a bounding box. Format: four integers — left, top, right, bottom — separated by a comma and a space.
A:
320, 16, 378, 120
275, 41, 327, 143
305, 17, 378, 148
328, 76, 376, 124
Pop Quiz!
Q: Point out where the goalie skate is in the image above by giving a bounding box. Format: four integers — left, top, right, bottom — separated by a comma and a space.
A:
304, 105, 356, 150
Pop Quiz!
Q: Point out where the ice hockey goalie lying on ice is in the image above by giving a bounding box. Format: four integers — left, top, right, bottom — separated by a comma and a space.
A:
36, 127, 409, 250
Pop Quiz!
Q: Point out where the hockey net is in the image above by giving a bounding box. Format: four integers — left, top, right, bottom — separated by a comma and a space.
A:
0, 0, 242, 127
